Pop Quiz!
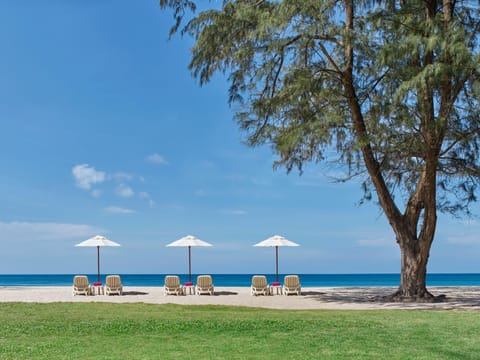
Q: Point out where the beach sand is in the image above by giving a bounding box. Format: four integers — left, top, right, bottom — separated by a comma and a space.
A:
1, 286, 480, 310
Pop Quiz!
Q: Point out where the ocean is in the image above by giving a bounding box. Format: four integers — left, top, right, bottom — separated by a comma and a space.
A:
1, 273, 480, 287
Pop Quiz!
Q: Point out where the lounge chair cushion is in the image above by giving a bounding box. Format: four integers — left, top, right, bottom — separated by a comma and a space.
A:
195, 275, 214, 295
73, 275, 91, 296
251, 275, 269, 296
105, 275, 123, 295
283, 275, 301, 295
164, 275, 184, 295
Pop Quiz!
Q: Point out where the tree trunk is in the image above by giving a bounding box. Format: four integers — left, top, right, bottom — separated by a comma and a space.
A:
393, 244, 433, 301
389, 241, 434, 301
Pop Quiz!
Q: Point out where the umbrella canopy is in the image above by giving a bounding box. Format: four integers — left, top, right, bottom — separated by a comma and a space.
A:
75, 235, 121, 282
166, 235, 212, 282
254, 235, 300, 282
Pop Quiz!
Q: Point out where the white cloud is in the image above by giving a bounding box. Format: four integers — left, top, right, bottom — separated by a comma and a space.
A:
72, 164, 152, 203
146, 153, 168, 165
112, 172, 133, 182
72, 164, 107, 190
115, 183, 134, 198
104, 206, 136, 214
221, 209, 248, 215
0, 221, 106, 241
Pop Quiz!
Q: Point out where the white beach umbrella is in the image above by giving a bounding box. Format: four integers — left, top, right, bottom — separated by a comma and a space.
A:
166, 235, 213, 282
75, 235, 121, 283
254, 235, 300, 282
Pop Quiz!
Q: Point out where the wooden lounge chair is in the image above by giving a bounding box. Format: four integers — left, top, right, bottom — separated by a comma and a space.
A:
73, 275, 90, 296
283, 275, 302, 295
164, 275, 184, 295
196, 275, 214, 295
105, 275, 123, 295
251, 275, 270, 296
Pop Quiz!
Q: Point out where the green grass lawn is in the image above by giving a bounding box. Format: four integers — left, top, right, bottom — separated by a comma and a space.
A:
0, 303, 479, 359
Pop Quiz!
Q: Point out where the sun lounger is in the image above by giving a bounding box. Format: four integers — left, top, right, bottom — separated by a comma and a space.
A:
73, 275, 90, 296
283, 275, 301, 295
196, 275, 214, 295
251, 275, 270, 296
105, 275, 123, 295
164, 275, 184, 295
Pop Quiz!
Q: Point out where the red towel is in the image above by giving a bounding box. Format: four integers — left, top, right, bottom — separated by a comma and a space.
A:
93, 282, 102, 286
184, 281, 193, 286
272, 281, 281, 286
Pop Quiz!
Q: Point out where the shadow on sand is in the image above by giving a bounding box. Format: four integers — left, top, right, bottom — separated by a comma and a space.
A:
303, 286, 480, 309
121, 291, 149, 296
304, 287, 401, 304
213, 291, 238, 296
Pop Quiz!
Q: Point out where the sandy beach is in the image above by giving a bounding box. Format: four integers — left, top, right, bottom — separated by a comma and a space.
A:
1, 286, 480, 310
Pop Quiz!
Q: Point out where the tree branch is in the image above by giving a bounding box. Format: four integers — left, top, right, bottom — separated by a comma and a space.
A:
318, 42, 342, 74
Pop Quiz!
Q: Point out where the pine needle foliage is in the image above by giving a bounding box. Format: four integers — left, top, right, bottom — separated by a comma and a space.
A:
160, 0, 480, 298
160, 0, 480, 214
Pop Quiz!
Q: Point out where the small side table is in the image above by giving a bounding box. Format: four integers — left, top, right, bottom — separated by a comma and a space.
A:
91, 284, 104, 295
184, 284, 195, 295
270, 283, 283, 295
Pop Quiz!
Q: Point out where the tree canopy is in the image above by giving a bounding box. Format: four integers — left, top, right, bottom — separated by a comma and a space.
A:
160, 0, 480, 300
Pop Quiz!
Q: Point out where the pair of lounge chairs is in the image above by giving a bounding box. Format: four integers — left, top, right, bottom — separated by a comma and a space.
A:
164, 275, 214, 295
250, 275, 301, 296
72, 275, 123, 296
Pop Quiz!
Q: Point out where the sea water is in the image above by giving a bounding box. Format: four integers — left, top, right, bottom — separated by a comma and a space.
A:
1, 273, 480, 287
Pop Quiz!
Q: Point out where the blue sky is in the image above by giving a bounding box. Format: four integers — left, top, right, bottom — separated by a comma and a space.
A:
1, 0, 479, 275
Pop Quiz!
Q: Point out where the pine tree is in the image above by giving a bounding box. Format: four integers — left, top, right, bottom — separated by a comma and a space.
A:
160, 0, 480, 300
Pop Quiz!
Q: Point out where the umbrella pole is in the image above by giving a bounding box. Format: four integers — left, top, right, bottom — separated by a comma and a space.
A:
188, 246, 192, 282
97, 246, 100, 283
275, 246, 279, 282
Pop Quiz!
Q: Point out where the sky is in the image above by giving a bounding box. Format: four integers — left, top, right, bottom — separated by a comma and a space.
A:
1, 0, 479, 275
